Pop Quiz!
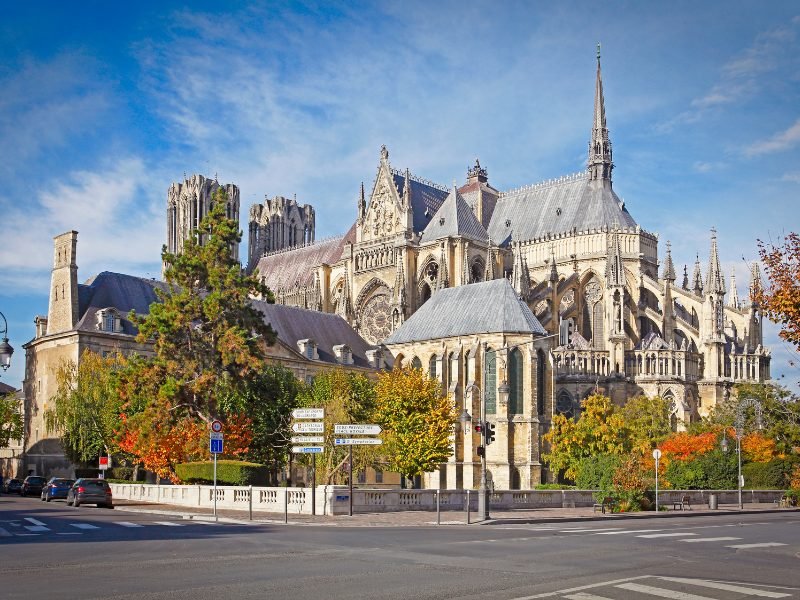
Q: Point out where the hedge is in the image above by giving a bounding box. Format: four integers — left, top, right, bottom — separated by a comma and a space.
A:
742, 457, 800, 489
175, 461, 269, 486
575, 454, 621, 491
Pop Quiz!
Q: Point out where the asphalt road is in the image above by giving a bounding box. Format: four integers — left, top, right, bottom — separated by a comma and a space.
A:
1, 493, 799, 600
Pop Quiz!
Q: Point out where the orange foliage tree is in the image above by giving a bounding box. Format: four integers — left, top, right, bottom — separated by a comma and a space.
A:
756, 232, 800, 351
659, 431, 718, 461
741, 432, 781, 463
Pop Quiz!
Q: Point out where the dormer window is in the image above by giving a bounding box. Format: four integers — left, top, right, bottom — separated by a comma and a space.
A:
366, 348, 384, 369
96, 308, 122, 333
333, 344, 354, 366
297, 338, 318, 361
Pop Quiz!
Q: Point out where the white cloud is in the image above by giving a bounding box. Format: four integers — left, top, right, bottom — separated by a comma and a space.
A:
692, 161, 726, 173
745, 118, 800, 156
781, 171, 800, 183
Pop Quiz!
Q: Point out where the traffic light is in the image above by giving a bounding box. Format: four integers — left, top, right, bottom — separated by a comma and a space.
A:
476, 445, 485, 457
474, 423, 484, 434
485, 422, 496, 445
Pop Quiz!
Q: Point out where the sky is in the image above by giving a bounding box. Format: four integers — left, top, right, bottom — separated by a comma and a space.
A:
1, 1, 799, 390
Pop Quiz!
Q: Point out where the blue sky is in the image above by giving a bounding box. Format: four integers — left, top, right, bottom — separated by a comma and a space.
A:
1, 1, 799, 390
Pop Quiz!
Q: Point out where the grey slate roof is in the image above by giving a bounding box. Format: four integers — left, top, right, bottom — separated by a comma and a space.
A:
384, 278, 547, 344
253, 223, 355, 291
392, 172, 450, 234
76, 272, 167, 335
250, 300, 373, 368
487, 174, 637, 247
419, 187, 489, 245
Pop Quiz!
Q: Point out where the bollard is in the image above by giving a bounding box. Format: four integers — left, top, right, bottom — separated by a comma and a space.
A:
466, 489, 471, 525
436, 489, 441, 525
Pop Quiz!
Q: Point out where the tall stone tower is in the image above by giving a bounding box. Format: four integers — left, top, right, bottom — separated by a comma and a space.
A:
166, 174, 240, 268
47, 231, 79, 335
247, 195, 315, 272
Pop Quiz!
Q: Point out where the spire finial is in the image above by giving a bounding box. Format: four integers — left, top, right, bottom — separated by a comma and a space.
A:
597, 42, 601, 61
588, 44, 613, 183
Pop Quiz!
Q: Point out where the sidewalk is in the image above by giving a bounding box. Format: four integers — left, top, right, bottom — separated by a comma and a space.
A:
112, 498, 800, 527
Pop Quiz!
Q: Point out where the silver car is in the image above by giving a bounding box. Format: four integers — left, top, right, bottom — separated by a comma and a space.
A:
66, 478, 113, 508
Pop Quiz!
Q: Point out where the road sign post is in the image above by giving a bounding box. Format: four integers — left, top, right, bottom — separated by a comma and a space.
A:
653, 448, 662, 512
210, 430, 224, 520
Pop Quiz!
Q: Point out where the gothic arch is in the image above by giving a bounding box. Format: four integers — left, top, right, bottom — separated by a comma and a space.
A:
470, 256, 485, 283
355, 276, 391, 312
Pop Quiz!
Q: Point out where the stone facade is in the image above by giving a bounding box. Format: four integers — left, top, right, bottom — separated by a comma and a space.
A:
247, 195, 315, 269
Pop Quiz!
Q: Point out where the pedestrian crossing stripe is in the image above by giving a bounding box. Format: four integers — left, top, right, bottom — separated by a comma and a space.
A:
680, 537, 741, 543
726, 542, 788, 549
658, 577, 791, 598
617, 581, 724, 599
152, 521, 185, 526
115, 521, 144, 528
70, 523, 100, 530
636, 532, 697, 538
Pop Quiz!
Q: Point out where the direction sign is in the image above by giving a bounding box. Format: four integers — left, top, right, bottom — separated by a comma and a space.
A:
334, 438, 383, 446
291, 436, 324, 444
292, 446, 324, 454
334, 424, 382, 435
211, 419, 223, 433
292, 422, 324, 433
652, 449, 662, 460
210, 433, 224, 454
292, 408, 324, 420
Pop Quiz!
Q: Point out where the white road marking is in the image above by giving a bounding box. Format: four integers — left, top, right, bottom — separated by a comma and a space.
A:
658, 577, 791, 598
153, 521, 185, 527
616, 582, 716, 599
24, 525, 49, 532
564, 593, 615, 600
505, 575, 653, 599
679, 537, 742, 543
190, 521, 219, 526
595, 529, 663, 535
0, 527, 13, 537
24, 517, 47, 526
637, 532, 697, 538
560, 528, 622, 533
726, 542, 787, 549
115, 521, 144, 528
14, 533, 40, 537
70, 523, 99, 530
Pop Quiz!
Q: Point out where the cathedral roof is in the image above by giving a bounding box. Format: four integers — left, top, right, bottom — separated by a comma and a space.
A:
486, 174, 637, 246
252, 223, 356, 291
250, 301, 374, 368
75, 271, 167, 335
384, 278, 546, 344
419, 186, 489, 245
391, 172, 450, 234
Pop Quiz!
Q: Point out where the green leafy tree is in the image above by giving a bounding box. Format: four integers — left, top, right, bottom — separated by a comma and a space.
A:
543, 394, 630, 481
0, 392, 23, 449
45, 350, 125, 463
374, 366, 456, 479
295, 369, 377, 484
574, 454, 622, 491
620, 395, 674, 453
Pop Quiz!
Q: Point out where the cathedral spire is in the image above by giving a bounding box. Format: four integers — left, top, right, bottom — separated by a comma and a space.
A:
588, 43, 613, 183
463, 241, 471, 284
692, 255, 704, 295
682, 265, 690, 290
485, 238, 495, 281
437, 242, 449, 290
663, 241, 676, 282
605, 225, 625, 287
357, 181, 366, 221
393, 248, 406, 307
749, 262, 763, 304
728, 268, 739, 308
511, 241, 531, 298
705, 228, 726, 295
403, 168, 411, 208
548, 245, 559, 283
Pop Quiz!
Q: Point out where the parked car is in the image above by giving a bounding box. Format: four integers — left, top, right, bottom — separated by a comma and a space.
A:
66, 478, 113, 508
4, 478, 22, 494
21, 476, 47, 497
41, 478, 75, 502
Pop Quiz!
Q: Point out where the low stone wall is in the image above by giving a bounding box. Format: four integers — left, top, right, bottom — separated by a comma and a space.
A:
109, 483, 787, 516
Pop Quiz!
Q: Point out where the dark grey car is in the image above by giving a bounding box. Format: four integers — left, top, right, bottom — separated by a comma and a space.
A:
66, 478, 113, 508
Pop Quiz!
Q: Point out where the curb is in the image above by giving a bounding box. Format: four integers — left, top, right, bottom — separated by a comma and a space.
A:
484, 507, 800, 525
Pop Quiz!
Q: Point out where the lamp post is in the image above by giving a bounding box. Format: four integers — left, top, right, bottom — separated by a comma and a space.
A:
721, 397, 762, 510
0, 311, 14, 375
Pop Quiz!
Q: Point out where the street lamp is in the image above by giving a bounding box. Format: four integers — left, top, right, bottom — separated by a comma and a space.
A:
721, 397, 763, 510
0, 311, 13, 374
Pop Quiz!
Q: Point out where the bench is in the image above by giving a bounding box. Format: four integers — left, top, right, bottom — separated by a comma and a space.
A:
672, 495, 691, 510
593, 497, 617, 514
775, 495, 795, 508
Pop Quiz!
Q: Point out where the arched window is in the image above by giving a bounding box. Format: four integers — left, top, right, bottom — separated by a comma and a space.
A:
429, 355, 438, 380
449, 352, 458, 385
556, 390, 574, 419
536, 349, 546, 416
509, 348, 523, 414
484, 350, 497, 413
419, 282, 432, 305
411, 356, 422, 370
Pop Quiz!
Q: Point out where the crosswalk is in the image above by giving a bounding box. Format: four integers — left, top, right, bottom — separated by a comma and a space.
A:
515, 575, 798, 599
0, 516, 233, 537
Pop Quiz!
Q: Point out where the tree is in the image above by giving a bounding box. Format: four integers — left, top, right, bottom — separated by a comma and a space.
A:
374, 366, 456, 479
756, 232, 800, 351
620, 395, 673, 453
543, 394, 630, 481
0, 392, 23, 449
45, 350, 126, 463
295, 369, 377, 484
659, 431, 718, 462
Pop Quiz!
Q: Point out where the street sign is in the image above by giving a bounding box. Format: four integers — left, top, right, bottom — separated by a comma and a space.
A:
334, 424, 382, 435
334, 438, 383, 446
291, 436, 324, 444
99, 456, 110, 470
652, 449, 662, 460
292, 422, 324, 433
292, 408, 324, 420
211, 419, 223, 433
210, 431, 223, 454
292, 446, 324, 454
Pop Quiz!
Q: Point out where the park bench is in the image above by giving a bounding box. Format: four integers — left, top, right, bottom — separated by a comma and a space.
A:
672, 495, 691, 510
593, 497, 617, 514
775, 495, 795, 508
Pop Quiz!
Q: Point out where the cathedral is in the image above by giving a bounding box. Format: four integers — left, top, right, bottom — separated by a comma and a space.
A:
160, 51, 771, 489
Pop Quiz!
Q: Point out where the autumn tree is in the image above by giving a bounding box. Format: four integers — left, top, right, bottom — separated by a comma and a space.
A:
0, 392, 23, 449
620, 395, 673, 454
756, 232, 800, 350
45, 350, 126, 463
543, 394, 630, 480
374, 366, 456, 479
294, 369, 377, 484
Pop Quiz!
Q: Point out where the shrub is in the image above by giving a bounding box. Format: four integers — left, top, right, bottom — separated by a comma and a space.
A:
575, 454, 621, 491
534, 483, 576, 490
175, 461, 269, 486
665, 450, 737, 489
743, 456, 800, 489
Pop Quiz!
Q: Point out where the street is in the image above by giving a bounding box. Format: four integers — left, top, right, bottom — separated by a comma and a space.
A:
1, 494, 799, 599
